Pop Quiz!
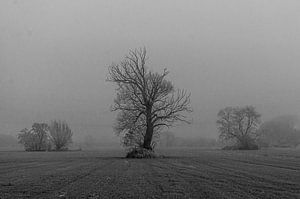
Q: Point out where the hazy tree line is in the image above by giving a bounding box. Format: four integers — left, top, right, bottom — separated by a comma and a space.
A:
108, 47, 300, 155
18, 120, 73, 151
3, 47, 300, 154
158, 132, 218, 148
258, 115, 300, 147
216, 106, 300, 149
156, 114, 300, 149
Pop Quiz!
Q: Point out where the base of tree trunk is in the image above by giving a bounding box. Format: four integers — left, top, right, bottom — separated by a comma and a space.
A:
126, 147, 158, 158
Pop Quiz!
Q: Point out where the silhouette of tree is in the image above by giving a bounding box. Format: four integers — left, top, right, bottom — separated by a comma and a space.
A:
216, 106, 261, 149
49, 120, 73, 151
18, 123, 49, 151
108, 48, 192, 151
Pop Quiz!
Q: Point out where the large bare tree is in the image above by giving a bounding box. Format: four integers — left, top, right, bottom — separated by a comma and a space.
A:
108, 48, 192, 150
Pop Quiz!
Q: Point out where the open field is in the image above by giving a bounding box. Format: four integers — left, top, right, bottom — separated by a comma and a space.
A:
0, 148, 299, 199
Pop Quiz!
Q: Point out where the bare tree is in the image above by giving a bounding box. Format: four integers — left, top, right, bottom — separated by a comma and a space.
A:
18, 123, 49, 151
108, 48, 192, 150
49, 120, 73, 151
216, 106, 261, 149
18, 128, 36, 151
31, 123, 50, 151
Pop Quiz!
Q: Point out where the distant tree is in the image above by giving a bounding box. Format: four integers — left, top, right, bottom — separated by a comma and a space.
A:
31, 123, 50, 150
49, 120, 73, 151
18, 128, 35, 151
258, 115, 300, 147
108, 48, 192, 153
18, 123, 49, 151
216, 106, 261, 150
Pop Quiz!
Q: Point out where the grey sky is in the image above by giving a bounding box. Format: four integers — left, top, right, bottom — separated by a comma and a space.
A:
1, 0, 300, 140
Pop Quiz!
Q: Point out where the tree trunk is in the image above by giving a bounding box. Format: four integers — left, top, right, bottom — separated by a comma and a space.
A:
143, 118, 154, 150
143, 106, 154, 150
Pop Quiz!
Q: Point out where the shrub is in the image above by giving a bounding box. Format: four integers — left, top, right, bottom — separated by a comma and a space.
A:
236, 136, 259, 150
126, 147, 158, 158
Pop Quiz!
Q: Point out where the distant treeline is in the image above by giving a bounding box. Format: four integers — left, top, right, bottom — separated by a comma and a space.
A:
2, 114, 299, 151
157, 132, 218, 148
17, 120, 73, 151
161, 137, 219, 148
76, 133, 218, 149
0, 134, 21, 150
258, 115, 300, 148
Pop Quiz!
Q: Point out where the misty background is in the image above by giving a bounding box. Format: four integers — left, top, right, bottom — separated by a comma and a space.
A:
1, 0, 300, 146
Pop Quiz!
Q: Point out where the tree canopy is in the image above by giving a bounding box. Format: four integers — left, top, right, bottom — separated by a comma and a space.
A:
108, 48, 192, 152
49, 120, 73, 151
18, 123, 50, 151
216, 106, 261, 149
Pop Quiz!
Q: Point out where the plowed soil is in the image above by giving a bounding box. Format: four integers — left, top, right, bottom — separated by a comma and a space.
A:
0, 148, 299, 199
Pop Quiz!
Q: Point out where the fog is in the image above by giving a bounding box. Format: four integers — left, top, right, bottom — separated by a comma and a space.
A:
1, 0, 300, 143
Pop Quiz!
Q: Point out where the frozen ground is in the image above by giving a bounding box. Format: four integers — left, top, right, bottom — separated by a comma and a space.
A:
0, 148, 299, 198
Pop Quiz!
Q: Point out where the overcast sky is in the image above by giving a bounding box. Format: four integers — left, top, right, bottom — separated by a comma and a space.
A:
1, 0, 300, 140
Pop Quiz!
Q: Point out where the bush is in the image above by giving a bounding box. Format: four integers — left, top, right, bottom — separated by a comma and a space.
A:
126, 147, 158, 158
222, 145, 236, 150
222, 136, 258, 150
236, 142, 259, 150
236, 136, 259, 150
